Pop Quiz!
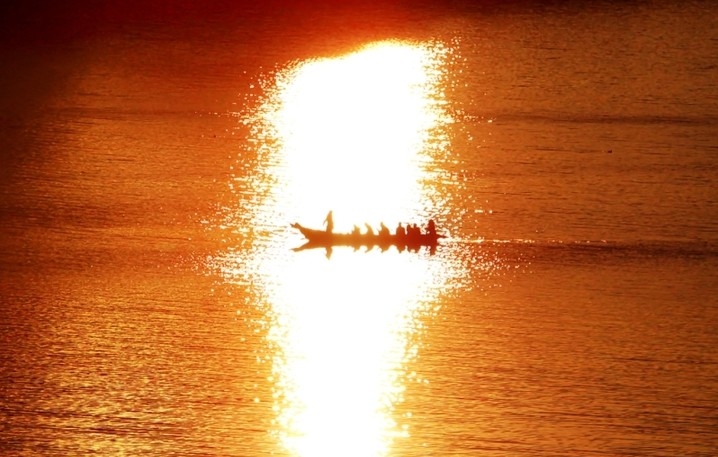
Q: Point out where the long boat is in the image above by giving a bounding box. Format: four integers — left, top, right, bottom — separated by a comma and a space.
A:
290, 222, 444, 252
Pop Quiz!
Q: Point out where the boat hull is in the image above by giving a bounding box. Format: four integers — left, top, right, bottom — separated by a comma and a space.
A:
290, 223, 442, 251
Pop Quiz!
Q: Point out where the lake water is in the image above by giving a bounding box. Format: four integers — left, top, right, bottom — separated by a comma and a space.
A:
1, 1, 717, 456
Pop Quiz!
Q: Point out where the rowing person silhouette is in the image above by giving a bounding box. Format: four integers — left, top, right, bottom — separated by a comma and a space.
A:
324, 210, 334, 233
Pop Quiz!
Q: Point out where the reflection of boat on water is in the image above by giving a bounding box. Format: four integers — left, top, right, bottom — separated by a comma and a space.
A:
290, 222, 444, 254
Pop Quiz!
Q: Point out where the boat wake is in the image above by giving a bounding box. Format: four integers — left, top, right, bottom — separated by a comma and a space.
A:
446, 237, 718, 263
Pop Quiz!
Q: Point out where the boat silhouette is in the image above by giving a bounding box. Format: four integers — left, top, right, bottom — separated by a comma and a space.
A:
290, 222, 443, 255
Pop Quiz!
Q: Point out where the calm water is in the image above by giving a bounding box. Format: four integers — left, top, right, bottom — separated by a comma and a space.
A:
1, 1, 717, 456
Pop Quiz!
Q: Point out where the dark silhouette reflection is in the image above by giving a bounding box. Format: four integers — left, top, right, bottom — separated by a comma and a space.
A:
290, 220, 443, 257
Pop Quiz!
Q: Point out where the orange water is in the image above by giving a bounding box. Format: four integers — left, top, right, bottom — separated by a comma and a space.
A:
1, 2, 717, 456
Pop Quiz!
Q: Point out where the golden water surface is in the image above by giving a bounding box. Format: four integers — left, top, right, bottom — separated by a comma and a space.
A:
2, 2, 717, 456
212, 41, 467, 457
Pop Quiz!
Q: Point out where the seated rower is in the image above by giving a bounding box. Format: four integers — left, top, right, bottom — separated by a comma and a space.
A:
426, 219, 436, 236
407, 223, 420, 243
395, 222, 406, 239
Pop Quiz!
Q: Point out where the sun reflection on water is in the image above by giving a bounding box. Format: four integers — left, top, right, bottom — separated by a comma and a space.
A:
255, 40, 453, 229
265, 252, 446, 457
214, 40, 460, 457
